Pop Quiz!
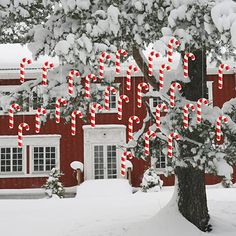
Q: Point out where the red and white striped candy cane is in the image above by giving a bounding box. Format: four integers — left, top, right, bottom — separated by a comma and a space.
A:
197, 98, 208, 124
18, 123, 29, 148
169, 82, 182, 108
183, 53, 195, 78
218, 64, 230, 89
117, 95, 129, 120
216, 116, 228, 141
55, 98, 68, 124
183, 103, 195, 129
148, 51, 160, 76
159, 64, 171, 90
137, 82, 149, 108
128, 116, 140, 141
121, 151, 133, 176
90, 103, 103, 128
35, 108, 47, 133
104, 86, 117, 111
20, 58, 32, 83
168, 132, 180, 158
71, 110, 83, 136
68, 70, 80, 96
126, 65, 138, 90
42, 61, 54, 85
9, 103, 21, 129
144, 130, 156, 156
99, 52, 111, 78
156, 103, 168, 131
167, 37, 180, 63
116, 49, 128, 74
85, 74, 97, 99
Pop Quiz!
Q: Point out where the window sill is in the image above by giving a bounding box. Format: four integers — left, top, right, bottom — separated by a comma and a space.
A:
0, 174, 50, 178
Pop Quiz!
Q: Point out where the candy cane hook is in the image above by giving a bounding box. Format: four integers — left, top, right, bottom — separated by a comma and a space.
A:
197, 98, 208, 124
90, 103, 103, 128
85, 74, 97, 99
159, 64, 171, 90
42, 61, 54, 85
183, 103, 195, 129
168, 132, 180, 158
216, 116, 228, 141
116, 49, 128, 74
144, 130, 156, 156
128, 116, 140, 141
148, 51, 161, 76
183, 53, 195, 78
168, 37, 180, 63
20, 58, 32, 83
68, 70, 80, 96
118, 95, 129, 120
99, 52, 111, 78
35, 108, 47, 133
121, 151, 133, 176
71, 110, 83, 136
156, 103, 168, 131
104, 86, 117, 111
169, 82, 182, 108
137, 82, 149, 108
218, 64, 230, 89
126, 65, 138, 90
9, 103, 21, 129
55, 98, 68, 124
18, 123, 30, 148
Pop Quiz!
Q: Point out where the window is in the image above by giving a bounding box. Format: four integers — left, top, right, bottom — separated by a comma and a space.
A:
155, 154, 167, 169
149, 86, 162, 111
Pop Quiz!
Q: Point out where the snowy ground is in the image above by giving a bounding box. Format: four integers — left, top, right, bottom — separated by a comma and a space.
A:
0, 180, 235, 236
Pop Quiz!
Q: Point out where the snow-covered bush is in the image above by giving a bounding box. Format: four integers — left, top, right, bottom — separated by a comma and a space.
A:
221, 178, 233, 188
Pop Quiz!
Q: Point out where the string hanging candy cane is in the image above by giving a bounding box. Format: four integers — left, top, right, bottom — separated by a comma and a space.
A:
85, 74, 97, 99
168, 132, 180, 158
9, 103, 21, 129
144, 130, 156, 156
99, 52, 111, 78
183, 53, 195, 78
137, 82, 149, 108
216, 116, 228, 141
197, 98, 208, 124
68, 70, 80, 96
104, 86, 117, 111
159, 64, 171, 90
128, 116, 140, 141
55, 98, 68, 124
148, 51, 160, 76
42, 61, 54, 85
35, 108, 47, 133
90, 103, 103, 128
121, 151, 133, 176
117, 95, 129, 120
183, 103, 195, 129
156, 103, 168, 131
71, 110, 83, 136
126, 65, 138, 90
116, 49, 128, 74
20, 58, 32, 83
18, 123, 29, 148
169, 82, 182, 108
218, 63, 230, 89
167, 37, 180, 63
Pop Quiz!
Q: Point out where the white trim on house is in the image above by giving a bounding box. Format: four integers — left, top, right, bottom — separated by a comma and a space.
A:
207, 81, 214, 107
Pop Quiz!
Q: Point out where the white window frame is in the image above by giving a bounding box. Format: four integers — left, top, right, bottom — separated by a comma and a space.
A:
148, 85, 160, 112
206, 81, 213, 107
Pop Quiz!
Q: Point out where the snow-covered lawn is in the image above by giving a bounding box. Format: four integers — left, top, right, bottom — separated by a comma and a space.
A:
0, 180, 235, 236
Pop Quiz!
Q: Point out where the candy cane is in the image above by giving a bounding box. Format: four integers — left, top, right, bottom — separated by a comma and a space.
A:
148, 51, 161, 76
68, 70, 80, 96
99, 52, 111, 78
159, 64, 171, 90
90, 103, 103, 128
18, 123, 29, 148
85, 74, 97, 99
20, 58, 32, 83
9, 103, 21, 129
71, 110, 83, 136
216, 116, 228, 141
118, 95, 129, 120
169, 82, 182, 108
137, 83, 149, 108
168, 132, 180, 158
128, 116, 140, 141
116, 49, 128, 74
121, 151, 133, 176
104, 86, 117, 111
35, 108, 47, 133
156, 103, 168, 131
183, 53, 195, 78
42, 61, 54, 86
126, 65, 138, 90
167, 37, 180, 63
218, 64, 230, 89
144, 130, 156, 156
197, 98, 208, 124
183, 103, 195, 129
55, 98, 68, 124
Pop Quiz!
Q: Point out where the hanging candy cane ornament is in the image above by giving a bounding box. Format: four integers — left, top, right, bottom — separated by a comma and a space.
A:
20, 58, 32, 83
148, 51, 161, 76
167, 37, 180, 63
85, 74, 97, 99
121, 151, 133, 176
144, 130, 156, 156
183, 53, 195, 78
104, 86, 117, 111
9, 103, 21, 129
71, 110, 83, 136
35, 108, 47, 133
168, 132, 180, 158
90, 103, 103, 128
156, 103, 168, 131
128, 116, 140, 141
68, 70, 80, 96
116, 49, 128, 74
99, 52, 111, 78
216, 116, 228, 141
18, 123, 29, 148
159, 64, 171, 90
117, 95, 129, 120
218, 64, 230, 89
126, 65, 138, 90
55, 98, 68, 124
169, 82, 182, 108
197, 98, 208, 124
183, 103, 195, 129
137, 82, 149, 108
42, 61, 54, 86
